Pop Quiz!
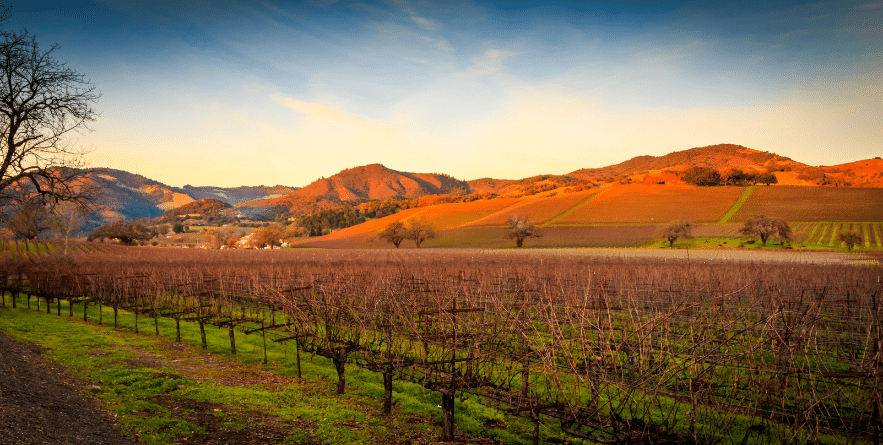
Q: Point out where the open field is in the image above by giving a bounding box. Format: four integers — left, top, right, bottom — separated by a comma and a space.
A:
731, 186, 883, 222
463, 189, 602, 227
548, 184, 746, 225
3, 247, 882, 444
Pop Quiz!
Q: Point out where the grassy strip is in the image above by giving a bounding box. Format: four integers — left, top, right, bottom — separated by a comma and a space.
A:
540, 188, 606, 227
828, 223, 840, 247
0, 298, 552, 445
716, 186, 755, 224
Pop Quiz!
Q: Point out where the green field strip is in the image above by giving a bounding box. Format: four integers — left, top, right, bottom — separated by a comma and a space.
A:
716, 186, 755, 224
874, 223, 883, 247
541, 188, 608, 227
828, 223, 840, 247
806, 222, 820, 240
863, 223, 872, 248
816, 224, 828, 245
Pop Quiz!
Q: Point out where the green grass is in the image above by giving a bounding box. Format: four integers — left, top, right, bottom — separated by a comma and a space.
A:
0, 297, 560, 445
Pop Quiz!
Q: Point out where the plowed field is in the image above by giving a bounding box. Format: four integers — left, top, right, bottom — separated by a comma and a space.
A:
731, 186, 883, 222
549, 184, 744, 225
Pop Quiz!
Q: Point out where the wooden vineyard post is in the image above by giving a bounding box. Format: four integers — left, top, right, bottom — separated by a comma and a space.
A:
199, 319, 208, 350
262, 322, 268, 365
83, 300, 88, 322
176, 318, 181, 342
229, 325, 236, 354
874, 291, 882, 445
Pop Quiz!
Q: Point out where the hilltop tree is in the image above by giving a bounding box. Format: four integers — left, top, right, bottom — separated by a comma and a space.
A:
405, 218, 436, 248
756, 171, 778, 186
378, 220, 407, 248
681, 166, 722, 186
836, 231, 862, 251
657, 219, 692, 248
0, 30, 99, 204
505, 215, 541, 248
739, 215, 791, 246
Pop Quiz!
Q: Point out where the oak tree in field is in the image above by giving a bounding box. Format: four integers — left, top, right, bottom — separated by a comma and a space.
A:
87, 219, 155, 245
505, 215, 541, 247
0, 30, 99, 203
378, 220, 407, 248
249, 224, 285, 249
836, 231, 862, 251
657, 219, 692, 248
739, 215, 791, 246
405, 218, 436, 248
205, 227, 240, 249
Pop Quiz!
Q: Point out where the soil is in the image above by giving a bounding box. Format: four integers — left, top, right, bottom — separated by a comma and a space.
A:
0, 331, 135, 444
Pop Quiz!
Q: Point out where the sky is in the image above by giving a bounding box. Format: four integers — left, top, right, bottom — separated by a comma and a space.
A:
4, 0, 881, 187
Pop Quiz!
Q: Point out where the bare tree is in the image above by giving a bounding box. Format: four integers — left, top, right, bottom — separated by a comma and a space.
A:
657, 219, 692, 248
5, 199, 52, 241
378, 220, 407, 248
50, 200, 89, 254
0, 30, 99, 203
405, 218, 436, 248
739, 215, 791, 246
505, 215, 541, 247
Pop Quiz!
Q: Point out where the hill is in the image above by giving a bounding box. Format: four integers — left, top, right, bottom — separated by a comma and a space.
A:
279, 163, 469, 201
157, 199, 233, 223
85, 168, 193, 221
82, 144, 883, 225
181, 185, 297, 204
291, 184, 883, 249
568, 144, 801, 181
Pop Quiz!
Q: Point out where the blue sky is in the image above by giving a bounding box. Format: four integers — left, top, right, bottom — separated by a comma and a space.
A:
5, 0, 881, 187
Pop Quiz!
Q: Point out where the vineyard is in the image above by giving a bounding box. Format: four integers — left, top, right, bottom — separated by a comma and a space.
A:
3, 246, 883, 444
730, 187, 883, 223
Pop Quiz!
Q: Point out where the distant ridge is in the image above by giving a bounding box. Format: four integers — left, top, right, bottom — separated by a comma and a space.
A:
568, 144, 799, 180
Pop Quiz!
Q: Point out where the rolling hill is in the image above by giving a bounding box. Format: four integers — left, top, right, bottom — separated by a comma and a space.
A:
83, 143, 883, 235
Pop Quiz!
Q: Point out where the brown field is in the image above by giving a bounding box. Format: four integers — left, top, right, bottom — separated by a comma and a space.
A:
404, 198, 522, 229
549, 184, 745, 225
731, 185, 883, 222
463, 188, 602, 227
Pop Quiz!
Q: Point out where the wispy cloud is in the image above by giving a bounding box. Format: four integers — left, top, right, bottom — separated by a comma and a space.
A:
465, 49, 520, 77
411, 15, 441, 30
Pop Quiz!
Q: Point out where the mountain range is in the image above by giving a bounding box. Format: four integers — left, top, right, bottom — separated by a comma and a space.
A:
85, 144, 883, 223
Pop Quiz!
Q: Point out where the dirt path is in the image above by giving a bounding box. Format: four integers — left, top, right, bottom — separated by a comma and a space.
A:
0, 331, 136, 444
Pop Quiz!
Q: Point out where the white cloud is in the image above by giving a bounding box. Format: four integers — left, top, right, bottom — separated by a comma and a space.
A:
411, 15, 441, 30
